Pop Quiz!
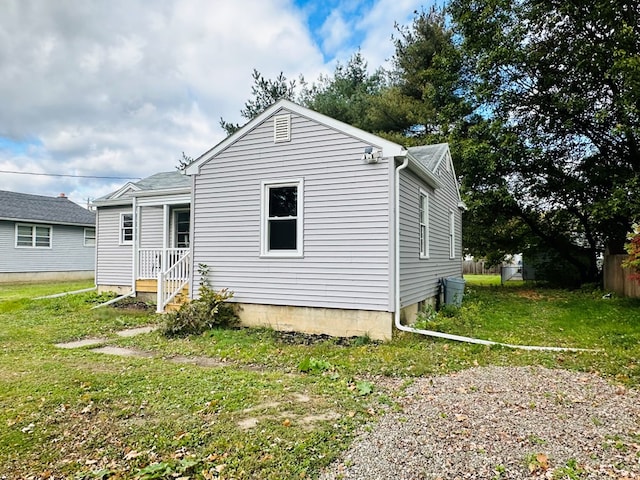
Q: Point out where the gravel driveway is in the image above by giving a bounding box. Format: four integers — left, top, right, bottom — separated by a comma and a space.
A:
320, 366, 640, 479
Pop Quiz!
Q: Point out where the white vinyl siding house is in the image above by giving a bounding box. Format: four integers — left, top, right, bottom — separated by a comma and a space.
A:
95, 100, 464, 339
96, 206, 134, 287
183, 100, 464, 339
93, 171, 192, 299
398, 151, 463, 308
190, 111, 394, 312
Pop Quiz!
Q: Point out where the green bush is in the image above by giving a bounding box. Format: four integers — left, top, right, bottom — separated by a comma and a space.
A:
162, 286, 239, 337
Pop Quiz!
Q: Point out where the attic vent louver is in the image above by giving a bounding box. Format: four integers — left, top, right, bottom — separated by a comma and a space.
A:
273, 114, 291, 143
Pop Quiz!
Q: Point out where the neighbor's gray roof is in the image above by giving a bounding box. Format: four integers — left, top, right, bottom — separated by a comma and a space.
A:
407, 143, 450, 171
0, 190, 95, 226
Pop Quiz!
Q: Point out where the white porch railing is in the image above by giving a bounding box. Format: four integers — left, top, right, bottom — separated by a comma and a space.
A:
138, 248, 189, 279
157, 250, 191, 313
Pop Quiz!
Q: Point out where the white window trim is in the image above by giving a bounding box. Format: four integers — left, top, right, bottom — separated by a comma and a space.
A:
260, 178, 304, 258
15, 223, 52, 249
449, 209, 456, 259
119, 212, 133, 245
84, 227, 96, 247
419, 188, 429, 259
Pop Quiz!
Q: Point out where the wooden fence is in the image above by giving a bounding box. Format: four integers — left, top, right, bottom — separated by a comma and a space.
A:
603, 254, 640, 298
463, 260, 501, 275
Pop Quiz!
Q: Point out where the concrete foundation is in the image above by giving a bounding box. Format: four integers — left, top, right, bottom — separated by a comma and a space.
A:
97, 284, 134, 295
236, 303, 394, 341
0, 271, 94, 284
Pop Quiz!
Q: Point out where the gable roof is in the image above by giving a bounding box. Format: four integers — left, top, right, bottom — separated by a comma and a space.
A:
0, 190, 95, 227
93, 171, 191, 205
185, 99, 407, 175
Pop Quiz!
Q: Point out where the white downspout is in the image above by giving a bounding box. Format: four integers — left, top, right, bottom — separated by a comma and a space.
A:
393, 157, 594, 353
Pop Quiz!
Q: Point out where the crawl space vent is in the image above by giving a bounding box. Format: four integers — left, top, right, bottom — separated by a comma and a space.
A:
273, 114, 291, 143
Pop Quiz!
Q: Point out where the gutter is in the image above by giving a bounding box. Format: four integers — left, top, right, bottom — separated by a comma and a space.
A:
392, 157, 595, 353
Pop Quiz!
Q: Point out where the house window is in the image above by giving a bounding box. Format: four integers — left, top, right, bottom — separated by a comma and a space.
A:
449, 209, 456, 259
261, 179, 303, 256
84, 227, 96, 247
174, 210, 190, 248
120, 213, 133, 245
419, 189, 429, 258
16, 224, 52, 248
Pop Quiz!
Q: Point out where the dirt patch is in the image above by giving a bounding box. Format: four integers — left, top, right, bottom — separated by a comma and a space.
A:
516, 289, 544, 300
236, 393, 338, 431
110, 299, 154, 311
274, 331, 378, 346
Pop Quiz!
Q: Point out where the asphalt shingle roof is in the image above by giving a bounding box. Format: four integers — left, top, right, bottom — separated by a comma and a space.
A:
94, 171, 190, 203
407, 143, 449, 172
133, 171, 191, 191
0, 190, 95, 226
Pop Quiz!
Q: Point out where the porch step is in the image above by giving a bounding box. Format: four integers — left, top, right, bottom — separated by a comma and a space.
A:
165, 285, 190, 313
136, 279, 157, 293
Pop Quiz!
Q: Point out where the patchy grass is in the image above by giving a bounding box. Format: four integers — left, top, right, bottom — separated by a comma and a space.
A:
1, 280, 640, 479
464, 274, 503, 286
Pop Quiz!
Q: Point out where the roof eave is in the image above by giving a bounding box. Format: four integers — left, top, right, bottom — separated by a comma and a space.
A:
0, 216, 95, 227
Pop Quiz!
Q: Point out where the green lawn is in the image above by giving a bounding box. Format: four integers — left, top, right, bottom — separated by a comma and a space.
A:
1, 279, 639, 479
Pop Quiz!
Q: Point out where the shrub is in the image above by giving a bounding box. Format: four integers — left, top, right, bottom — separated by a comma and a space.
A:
622, 223, 640, 283
162, 286, 239, 337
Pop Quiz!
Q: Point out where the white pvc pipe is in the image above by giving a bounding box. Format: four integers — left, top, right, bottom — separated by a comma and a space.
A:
91, 291, 135, 309
392, 156, 595, 353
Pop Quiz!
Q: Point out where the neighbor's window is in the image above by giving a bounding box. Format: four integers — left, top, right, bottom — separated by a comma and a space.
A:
84, 227, 96, 247
449, 209, 455, 259
261, 179, 303, 256
16, 224, 52, 248
419, 189, 429, 258
120, 213, 133, 244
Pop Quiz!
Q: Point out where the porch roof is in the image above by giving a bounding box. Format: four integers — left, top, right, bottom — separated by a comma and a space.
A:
93, 171, 191, 207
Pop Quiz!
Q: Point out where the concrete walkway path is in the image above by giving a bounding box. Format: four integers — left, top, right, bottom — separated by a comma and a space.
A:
54, 325, 158, 349
54, 325, 229, 368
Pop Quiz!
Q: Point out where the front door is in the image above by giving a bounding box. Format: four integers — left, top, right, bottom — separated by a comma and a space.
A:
173, 209, 190, 248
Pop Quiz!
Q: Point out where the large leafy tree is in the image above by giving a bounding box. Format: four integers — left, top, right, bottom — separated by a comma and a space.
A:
448, 0, 640, 282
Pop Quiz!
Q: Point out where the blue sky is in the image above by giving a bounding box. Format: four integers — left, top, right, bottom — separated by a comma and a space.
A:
0, 0, 428, 205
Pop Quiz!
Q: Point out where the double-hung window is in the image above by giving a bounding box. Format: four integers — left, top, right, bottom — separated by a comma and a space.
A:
120, 213, 133, 245
84, 227, 96, 246
261, 179, 303, 257
16, 224, 52, 248
419, 189, 429, 258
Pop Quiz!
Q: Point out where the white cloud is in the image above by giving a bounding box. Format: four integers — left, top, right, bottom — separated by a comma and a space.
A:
0, 0, 428, 206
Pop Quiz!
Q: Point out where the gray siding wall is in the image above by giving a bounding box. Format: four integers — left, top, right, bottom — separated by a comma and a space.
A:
139, 206, 163, 249
95, 206, 132, 286
399, 161, 463, 307
0, 220, 94, 273
192, 109, 392, 311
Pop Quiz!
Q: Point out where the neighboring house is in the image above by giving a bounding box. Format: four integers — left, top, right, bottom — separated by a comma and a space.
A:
94, 100, 464, 340
0, 190, 96, 283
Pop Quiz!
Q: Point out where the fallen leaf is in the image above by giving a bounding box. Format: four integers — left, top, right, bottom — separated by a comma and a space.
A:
282, 419, 291, 427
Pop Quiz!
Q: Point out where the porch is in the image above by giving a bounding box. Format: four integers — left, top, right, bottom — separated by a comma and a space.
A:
136, 248, 191, 312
